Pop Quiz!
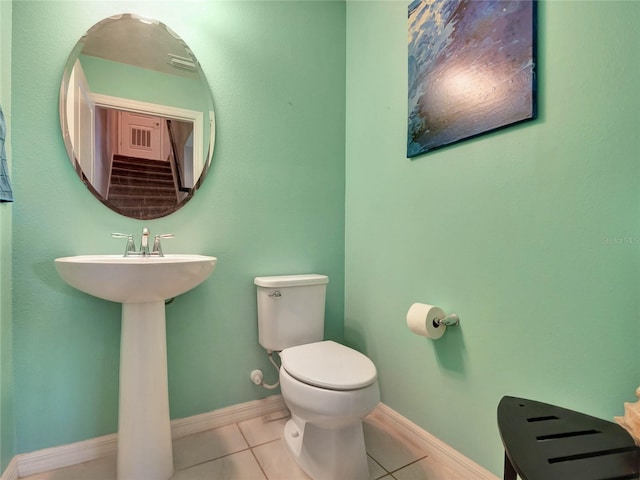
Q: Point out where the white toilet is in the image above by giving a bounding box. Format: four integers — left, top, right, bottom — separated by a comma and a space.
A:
255, 274, 380, 480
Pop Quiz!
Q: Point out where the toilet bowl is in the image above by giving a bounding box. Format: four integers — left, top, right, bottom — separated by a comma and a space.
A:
254, 275, 380, 480
279, 341, 380, 480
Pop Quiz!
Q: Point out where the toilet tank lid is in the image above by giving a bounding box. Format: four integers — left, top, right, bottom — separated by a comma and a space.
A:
254, 274, 328, 287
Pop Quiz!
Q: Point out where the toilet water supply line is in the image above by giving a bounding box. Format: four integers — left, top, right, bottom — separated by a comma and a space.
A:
250, 351, 281, 390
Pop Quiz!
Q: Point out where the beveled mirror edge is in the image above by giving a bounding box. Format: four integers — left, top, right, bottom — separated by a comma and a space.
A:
58, 13, 217, 220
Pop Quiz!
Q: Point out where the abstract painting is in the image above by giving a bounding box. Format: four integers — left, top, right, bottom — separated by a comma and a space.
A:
407, 0, 536, 157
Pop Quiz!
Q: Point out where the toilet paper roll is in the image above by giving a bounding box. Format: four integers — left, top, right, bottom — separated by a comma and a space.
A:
406, 303, 447, 339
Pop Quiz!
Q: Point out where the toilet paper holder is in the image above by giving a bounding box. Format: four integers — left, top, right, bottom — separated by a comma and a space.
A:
433, 313, 460, 327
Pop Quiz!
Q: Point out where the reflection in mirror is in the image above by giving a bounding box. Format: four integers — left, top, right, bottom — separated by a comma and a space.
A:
60, 14, 215, 219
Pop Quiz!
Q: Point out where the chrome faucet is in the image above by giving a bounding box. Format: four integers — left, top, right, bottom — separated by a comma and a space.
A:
112, 228, 173, 257
140, 227, 150, 256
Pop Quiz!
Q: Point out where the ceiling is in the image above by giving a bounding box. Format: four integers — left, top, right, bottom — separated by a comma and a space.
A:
80, 14, 200, 80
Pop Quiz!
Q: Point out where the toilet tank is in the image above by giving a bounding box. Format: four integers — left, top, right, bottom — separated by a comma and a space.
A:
255, 274, 329, 352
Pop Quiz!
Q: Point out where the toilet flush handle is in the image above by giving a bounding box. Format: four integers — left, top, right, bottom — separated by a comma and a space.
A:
268, 290, 282, 298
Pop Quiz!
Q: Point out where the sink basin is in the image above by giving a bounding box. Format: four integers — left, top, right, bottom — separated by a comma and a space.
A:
54, 253, 217, 480
55, 254, 217, 303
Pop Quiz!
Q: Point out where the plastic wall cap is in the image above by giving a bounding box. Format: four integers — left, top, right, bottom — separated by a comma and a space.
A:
254, 274, 329, 288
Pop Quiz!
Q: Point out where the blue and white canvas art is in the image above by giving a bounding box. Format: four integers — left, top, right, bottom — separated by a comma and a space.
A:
407, 0, 536, 157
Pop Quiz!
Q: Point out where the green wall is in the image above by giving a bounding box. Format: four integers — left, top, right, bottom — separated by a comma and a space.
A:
5, 0, 640, 476
79, 55, 208, 114
0, 0, 15, 472
11, 0, 345, 454
345, 0, 640, 475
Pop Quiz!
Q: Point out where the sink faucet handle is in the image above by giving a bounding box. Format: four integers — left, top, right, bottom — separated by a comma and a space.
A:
112, 233, 136, 256
152, 234, 174, 257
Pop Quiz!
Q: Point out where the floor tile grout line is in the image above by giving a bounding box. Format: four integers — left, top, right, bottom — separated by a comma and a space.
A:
236, 420, 252, 449
236, 421, 271, 479
174, 420, 287, 476
247, 436, 285, 450
367, 452, 392, 479
247, 446, 270, 480
386, 454, 430, 476
173, 445, 253, 473
173, 424, 253, 474
181, 422, 252, 467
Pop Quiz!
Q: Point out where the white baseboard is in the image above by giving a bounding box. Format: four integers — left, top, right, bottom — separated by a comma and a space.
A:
0, 456, 18, 480
15, 433, 117, 479
3, 396, 497, 480
10, 395, 286, 479
375, 403, 499, 480
170, 394, 285, 439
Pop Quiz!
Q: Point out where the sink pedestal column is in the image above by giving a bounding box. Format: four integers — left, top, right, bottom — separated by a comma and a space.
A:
117, 301, 174, 480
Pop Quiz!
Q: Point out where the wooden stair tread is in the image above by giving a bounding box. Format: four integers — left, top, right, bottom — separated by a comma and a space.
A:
108, 154, 178, 219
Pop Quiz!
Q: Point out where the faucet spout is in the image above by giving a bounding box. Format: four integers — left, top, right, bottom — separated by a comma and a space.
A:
140, 227, 150, 256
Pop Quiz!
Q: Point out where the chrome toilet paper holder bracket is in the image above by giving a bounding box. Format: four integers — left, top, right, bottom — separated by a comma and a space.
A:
433, 313, 460, 328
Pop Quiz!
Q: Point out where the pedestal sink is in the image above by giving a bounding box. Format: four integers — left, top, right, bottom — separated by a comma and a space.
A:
54, 254, 217, 480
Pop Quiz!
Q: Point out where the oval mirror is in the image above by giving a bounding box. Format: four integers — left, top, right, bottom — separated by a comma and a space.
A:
59, 14, 215, 220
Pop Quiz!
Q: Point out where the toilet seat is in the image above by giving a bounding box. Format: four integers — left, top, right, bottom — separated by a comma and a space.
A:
280, 340, 377, 390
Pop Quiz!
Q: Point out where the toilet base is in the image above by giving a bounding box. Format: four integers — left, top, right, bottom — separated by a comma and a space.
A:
283, 416, 369, 480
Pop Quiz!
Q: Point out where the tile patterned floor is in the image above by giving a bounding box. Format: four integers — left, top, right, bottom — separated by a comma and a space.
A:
20, 408, 478, 480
